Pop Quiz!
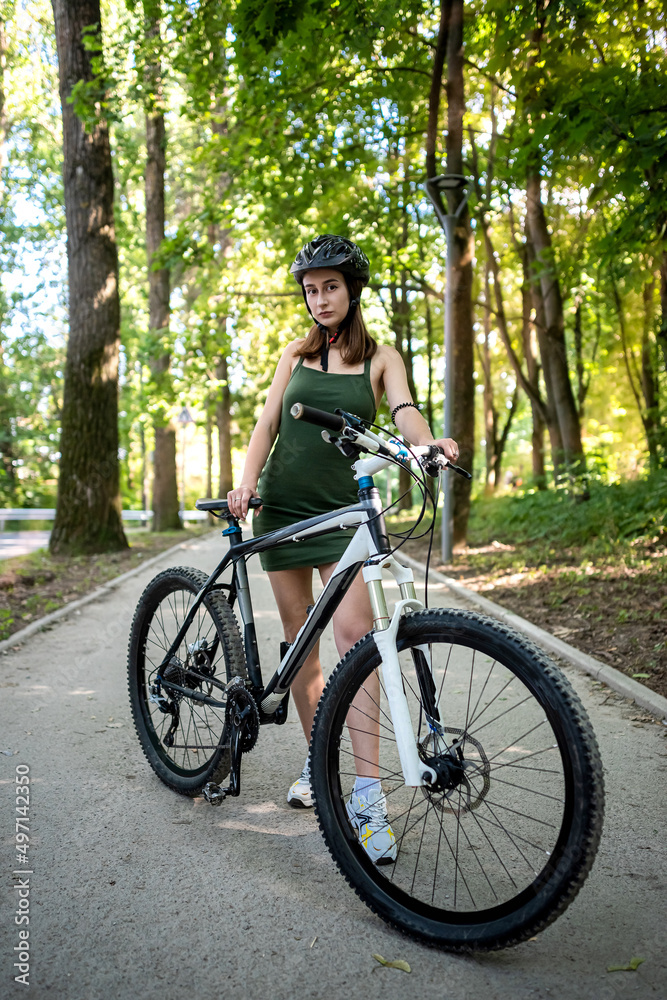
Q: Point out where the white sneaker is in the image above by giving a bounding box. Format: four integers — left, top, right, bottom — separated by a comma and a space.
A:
287, 758, 313, 809
346, 787, 397, 865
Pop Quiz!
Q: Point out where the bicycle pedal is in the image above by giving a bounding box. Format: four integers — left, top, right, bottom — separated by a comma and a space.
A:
203, 782, 226, 806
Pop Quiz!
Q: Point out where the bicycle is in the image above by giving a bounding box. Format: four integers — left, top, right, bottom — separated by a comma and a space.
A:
127, 403, 604, 951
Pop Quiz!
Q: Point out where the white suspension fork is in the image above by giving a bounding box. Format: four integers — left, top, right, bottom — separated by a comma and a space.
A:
363, 558, 437, 787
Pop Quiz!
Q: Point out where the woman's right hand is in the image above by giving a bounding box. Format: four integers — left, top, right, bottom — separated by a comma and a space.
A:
227, 484, 261, 521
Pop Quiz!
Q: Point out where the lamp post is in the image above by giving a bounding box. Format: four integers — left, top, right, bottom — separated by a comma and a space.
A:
424, 173, 470, 564
177, 406, 193, 517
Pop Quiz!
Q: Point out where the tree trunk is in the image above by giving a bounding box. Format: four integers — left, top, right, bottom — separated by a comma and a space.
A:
659, 248, 667, 373
0, 20, 13, 493
139, 417, 147, 512
479, 208, 549, 490
520, 263, 546, 488
389, 272, 416, 511
205, 403, 213, 499
611, 268, 664, 467
480, 259, 498, 493
49, 0, 127, 555
641, 277, 660, 468
152, 424, 178, 530
525, 170, 585, 475
524, 232, 565, 478
424, 294, 434, 431
445, 0, 474, 545
144, 0, 180, 531
424, 0, 474, 546
574, 303, 586, 415
216, 354, 234, 496
479, 253, 519, 493
521, 6, 584, 481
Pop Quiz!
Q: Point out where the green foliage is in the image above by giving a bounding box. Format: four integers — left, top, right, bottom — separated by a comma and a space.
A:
1, 0, 665, 523
469, 470, 667, 549
0, 331, 63, 505
67, 23, 117, 128
0, 608, 15, 641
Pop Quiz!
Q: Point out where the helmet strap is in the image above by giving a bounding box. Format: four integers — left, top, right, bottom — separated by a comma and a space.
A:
319, 297, 359, 371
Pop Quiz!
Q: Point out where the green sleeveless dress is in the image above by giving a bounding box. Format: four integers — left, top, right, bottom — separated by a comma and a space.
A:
252, 356, 376, 571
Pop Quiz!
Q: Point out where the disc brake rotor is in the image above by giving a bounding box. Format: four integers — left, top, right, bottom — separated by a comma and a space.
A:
419, 726, 491, 814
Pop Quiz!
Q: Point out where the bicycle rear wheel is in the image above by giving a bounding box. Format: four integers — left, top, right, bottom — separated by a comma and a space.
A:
310, 609, 604, 951
128, 566, 246, 795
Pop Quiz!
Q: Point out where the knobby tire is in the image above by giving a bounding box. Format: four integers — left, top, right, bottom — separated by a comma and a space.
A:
310, 608, 604, 951
127, 566, 246, 795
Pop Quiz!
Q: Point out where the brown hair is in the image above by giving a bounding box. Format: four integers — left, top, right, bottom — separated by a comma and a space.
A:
295, 277, 377, 366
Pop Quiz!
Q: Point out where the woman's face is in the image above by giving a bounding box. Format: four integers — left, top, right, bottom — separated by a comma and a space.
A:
303, 268, 350, 331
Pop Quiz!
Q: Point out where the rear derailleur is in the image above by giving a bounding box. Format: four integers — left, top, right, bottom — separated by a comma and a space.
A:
203, 679, 259, 806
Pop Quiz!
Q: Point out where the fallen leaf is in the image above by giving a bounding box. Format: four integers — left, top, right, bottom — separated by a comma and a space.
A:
372, 954, 411, 973
607, 956, 645, 973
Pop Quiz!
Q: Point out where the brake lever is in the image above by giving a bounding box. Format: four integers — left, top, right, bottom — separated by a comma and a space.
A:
422, 453, 472, 480
321, 429, 362, 459
447, 462, 472, 480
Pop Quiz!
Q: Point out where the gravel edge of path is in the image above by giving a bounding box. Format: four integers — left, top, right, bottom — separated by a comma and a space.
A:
400, 553, 667, 722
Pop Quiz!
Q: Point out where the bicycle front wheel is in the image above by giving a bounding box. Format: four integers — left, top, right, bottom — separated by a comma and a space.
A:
128, 566, 246, 795
310, 609, 604, 951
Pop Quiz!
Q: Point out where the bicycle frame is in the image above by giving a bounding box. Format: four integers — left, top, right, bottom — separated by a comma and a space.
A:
155, 450, 438, 788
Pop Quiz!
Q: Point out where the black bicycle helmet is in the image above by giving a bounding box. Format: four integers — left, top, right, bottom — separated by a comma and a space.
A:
290, 234, 370, 286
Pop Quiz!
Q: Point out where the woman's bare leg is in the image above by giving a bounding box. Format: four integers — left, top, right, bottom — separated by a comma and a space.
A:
266, 566, 325, 745
319, 564, 379, 781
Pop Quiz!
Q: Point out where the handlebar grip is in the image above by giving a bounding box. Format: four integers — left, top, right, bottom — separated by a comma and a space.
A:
290, 402, 346, 433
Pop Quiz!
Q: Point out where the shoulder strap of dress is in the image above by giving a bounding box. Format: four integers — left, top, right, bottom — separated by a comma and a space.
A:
286, 353, 304, 385
363, 356, 371, 378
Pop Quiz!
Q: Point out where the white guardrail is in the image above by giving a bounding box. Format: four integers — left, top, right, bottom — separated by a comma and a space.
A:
0, 509, 209, 529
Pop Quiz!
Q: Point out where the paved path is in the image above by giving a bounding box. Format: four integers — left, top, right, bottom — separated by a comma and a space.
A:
1, 532, 665, 999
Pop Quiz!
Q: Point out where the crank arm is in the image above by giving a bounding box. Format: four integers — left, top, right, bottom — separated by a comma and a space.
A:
202, 706, 252, 805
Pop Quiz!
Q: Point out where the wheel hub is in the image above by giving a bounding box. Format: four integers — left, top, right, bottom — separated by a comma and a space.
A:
419, 726, 491, 814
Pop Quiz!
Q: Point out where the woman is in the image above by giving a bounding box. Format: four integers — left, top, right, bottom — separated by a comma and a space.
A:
227, 235, 458, 862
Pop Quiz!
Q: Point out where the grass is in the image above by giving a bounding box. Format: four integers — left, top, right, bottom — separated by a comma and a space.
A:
467, 468, 667, 551
387, 470, 667, 700
0, 525, 212, 643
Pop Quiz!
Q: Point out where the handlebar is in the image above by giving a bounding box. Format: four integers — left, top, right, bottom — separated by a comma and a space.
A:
290, 402, 346, 433
290, 402, 472, 480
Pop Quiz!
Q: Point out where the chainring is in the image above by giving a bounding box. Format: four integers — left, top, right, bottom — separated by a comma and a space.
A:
226, 683, 260, 754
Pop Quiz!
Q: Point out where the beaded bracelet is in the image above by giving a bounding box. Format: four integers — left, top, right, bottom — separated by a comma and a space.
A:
391, 401, 421, 423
